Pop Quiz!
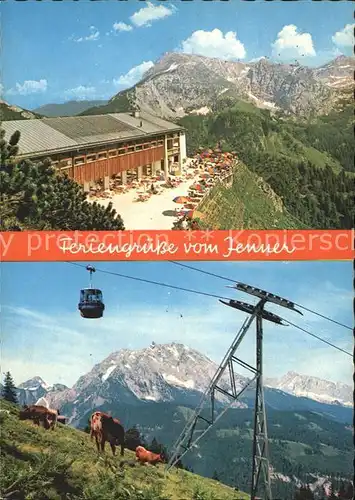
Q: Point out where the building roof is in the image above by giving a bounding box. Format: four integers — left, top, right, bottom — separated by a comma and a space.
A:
1, 111, 183, 158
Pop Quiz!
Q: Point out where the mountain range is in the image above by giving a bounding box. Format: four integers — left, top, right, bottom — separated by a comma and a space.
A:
2, 54, 353, 122
265, 371, 353, 408
12, 343, 352, 425
82, 53, 354, 119
33, 99, 108, 117
0, 100, 41, 120
4, 342, 353, 498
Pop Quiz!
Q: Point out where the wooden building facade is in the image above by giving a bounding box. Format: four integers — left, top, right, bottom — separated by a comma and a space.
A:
2, 111, 187, 187
51, 132, 182, 186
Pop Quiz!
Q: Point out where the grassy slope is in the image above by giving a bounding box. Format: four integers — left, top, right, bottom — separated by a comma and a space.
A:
70, 402, 353, 500
0, 401, 248, 500
283, 94, 354, 173
198, 161, 306, 230
33, 101, 108, 118
179, 97, 353, 229
81, 90, 132, 116
0, 102, 41, 120
184, 97, 348, 173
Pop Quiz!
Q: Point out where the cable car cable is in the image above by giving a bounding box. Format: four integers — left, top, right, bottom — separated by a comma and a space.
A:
168, 261, 353, 331
68, 262, 237, 302
67, 262, 352, 357
284, 319, 352, 357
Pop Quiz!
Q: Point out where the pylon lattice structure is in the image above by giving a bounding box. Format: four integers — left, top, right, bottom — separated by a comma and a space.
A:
166, 283, 302, 500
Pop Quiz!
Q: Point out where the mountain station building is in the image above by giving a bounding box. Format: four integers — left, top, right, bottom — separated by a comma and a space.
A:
2, 111, 187, 189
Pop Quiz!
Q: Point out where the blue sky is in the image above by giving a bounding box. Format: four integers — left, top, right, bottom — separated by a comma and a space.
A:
1, 260, 352, 388
1, 0, 353, 109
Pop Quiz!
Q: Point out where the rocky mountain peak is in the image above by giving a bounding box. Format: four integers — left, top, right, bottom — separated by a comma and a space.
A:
314, 56, 355, 89
13, 343, 352, 428
18, 376, 49, 391
1, 100, 39, 120
265, 371, 352, 407
105, 52, 354, 119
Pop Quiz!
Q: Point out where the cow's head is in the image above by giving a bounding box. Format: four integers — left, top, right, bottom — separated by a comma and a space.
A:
155, 453, 164, 463
19, 410, 28, 420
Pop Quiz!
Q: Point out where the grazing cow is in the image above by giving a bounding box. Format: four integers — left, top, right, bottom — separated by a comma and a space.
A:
19, 405, 58, 430
90, 411, 125, 456
135, 446, 163, 465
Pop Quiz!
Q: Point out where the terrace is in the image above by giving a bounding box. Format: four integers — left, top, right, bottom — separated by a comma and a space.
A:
93, 149, 236, 230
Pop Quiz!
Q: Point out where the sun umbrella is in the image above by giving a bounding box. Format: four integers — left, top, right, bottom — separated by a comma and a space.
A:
186, 210, 205, 219
184, 203, 197, 210
173, 196, 191, 204
191, 184, 203, 191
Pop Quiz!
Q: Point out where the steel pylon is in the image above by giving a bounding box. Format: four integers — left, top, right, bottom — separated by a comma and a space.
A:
166, 299, 293, 500
166, 304, 261, 473
251, 313, 272, 500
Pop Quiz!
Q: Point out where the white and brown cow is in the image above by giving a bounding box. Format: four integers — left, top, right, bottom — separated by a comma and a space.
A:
19, 405, 58, 430
90, 411, 125, 456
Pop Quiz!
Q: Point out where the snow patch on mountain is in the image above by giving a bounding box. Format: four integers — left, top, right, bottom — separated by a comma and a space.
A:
265, 371, 352, 407
163, 373, 195, 389
102, 365, 116, 382
108, 53, 354, 119
164, 63, 179, 73
19, 376, 50, 391
35, 396, 49, 408
16, 343, 352, 428
247, 92, 277, 110
191, 106, 211, 115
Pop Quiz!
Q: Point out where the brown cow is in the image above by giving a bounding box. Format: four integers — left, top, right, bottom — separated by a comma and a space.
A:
90, 411, 125, 456
135, 446, 163, 465
19, 405, 58, 430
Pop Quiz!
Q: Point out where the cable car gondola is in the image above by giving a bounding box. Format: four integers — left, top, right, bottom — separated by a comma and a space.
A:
78, 265, 105, 319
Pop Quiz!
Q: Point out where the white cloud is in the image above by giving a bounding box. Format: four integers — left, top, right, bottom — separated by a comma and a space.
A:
6, 79, 47, 96
130, 1, 176, 28
63, 85, 96, 100
271, 24, 316, 61
332, 24, 354, 49
249, 56, 268, 63
113, 22, 133, 33
72, 26, 100, 43
113, 60, 154, 87
181, 29, 246, 61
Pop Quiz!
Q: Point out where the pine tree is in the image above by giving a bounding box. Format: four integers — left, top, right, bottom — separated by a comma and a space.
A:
148, 437, 169, 461
124, 426, 145, 451
176, 458, 185, 470
328, 482, 338, 500
1, 371, 18, 404
344, 482, 354, 499
295, 485, 315, 500
0, 129, 125, 231
212, 470, 220, 481
149, 437, 161, 454
338, 481, 347, 499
